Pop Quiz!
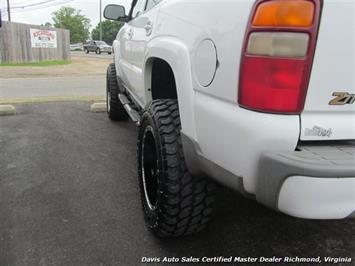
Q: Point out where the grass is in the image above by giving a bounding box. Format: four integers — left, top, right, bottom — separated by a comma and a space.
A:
0, 60, 71, 67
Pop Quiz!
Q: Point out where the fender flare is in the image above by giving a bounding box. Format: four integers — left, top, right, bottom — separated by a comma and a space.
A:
144, 37, 197, 140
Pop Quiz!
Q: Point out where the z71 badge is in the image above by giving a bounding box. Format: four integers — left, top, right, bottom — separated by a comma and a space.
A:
329, 92, 355, 105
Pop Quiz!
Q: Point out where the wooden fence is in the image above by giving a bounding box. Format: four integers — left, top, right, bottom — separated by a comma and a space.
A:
0, 21, 70, 63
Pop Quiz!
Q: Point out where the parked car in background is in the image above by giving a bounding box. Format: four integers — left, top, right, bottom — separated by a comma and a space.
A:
70, 43, 84, 51
84, 40, 112, 54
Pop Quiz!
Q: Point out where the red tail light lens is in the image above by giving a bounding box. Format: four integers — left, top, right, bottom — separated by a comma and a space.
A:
238, 0, 322, 114
240, 57, 307, 112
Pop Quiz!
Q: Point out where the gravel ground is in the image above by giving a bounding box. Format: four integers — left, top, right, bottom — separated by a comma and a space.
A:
0, 102, 354, 266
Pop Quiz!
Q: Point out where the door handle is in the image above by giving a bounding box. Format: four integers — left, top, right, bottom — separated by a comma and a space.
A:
127, 29, 133, 39
144, 21, 153, 36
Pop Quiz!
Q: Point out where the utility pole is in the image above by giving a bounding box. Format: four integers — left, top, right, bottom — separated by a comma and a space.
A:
99, 0, 102, 41
7, 0, 11, 21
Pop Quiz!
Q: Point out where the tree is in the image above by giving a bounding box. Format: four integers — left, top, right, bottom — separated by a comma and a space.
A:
91, 20, 123, 45
52, 6, 91, 44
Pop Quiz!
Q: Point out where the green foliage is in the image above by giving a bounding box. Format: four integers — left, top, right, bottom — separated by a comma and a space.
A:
41, 22, 53, 28
52, 6, 91, 44
91, 20, 123, 45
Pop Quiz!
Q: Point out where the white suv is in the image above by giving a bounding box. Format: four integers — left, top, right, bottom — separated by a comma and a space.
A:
103, 0, 355, 237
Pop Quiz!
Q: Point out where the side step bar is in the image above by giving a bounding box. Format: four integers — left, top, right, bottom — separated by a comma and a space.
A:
118, 93, 141, 125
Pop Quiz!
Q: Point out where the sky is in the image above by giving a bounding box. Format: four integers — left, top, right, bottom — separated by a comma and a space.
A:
0, 0, 132, 29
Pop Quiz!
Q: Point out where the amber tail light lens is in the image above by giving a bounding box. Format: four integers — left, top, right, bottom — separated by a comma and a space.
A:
238, 0, 322, 114
253, 0, 315, 27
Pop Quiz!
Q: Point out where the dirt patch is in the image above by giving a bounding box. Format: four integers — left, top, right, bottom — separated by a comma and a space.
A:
0, 54, 111, 79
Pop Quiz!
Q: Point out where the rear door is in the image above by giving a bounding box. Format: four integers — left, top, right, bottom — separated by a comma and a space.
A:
93, 41, 98, 51
91, 41, 96, 51
301, 0, 355, 140
114, 23, 132, 89
88, 41, 93, 51
129, 0, 161, 105
119, 0, 147, 106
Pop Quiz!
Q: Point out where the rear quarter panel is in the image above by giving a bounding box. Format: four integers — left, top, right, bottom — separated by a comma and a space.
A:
150, 0, 300, 193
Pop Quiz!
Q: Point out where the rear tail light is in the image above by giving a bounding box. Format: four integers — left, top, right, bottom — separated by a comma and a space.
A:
239, 0, 322, 114
247, 32, 309, 58
253, 0, 315, 27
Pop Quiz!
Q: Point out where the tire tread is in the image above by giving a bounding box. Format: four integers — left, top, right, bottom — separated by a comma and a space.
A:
107, 63, 128, 121
139, 99, 216, 237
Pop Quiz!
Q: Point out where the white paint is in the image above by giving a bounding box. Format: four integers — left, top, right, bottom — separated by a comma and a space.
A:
278, 176, 355, 219
194, 91, 299, 193
301, 111, 355, 140
301, 0, 355, 140
112, 0, 354, 204
30, 28, 57, 49
145, 37, 197, 140
113, 0, 299, 194
194, 39, 217, 87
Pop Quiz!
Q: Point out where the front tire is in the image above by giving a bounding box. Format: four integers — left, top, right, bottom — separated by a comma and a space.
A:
106, 63, 128, 121
138, 99, 217, 238
85, 49, 89, 54
96, 48, 101, 54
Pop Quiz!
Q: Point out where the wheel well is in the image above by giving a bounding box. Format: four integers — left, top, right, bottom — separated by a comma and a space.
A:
149, 58, 177, 100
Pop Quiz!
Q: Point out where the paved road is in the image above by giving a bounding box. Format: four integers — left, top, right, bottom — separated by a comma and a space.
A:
0, 102, 354, 266
71, 51, 114, 60
0, 76, 105, 102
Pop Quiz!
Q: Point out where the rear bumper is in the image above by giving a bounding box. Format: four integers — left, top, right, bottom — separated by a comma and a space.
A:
182, 130, 355, 219
257, 143, 355, 219
101, 47, 112, 53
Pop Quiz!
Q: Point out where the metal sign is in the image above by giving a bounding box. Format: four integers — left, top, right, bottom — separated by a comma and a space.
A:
30, 29, 57, 48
